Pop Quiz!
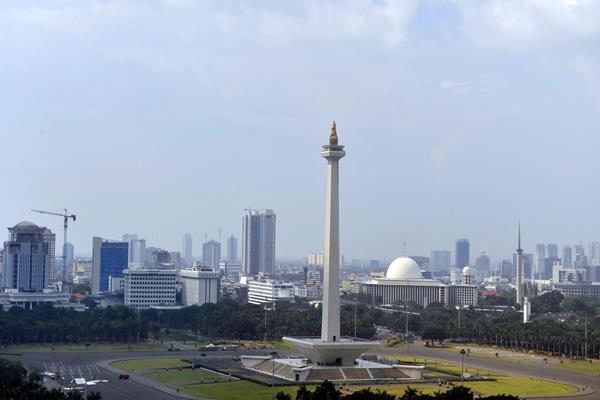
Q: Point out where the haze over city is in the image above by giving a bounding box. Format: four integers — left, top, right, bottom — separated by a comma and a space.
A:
2, 0, 600, 260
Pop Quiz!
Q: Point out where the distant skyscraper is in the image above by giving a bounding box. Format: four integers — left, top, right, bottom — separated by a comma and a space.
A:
500, 259, 513, 279
547, 243, 558, 258
455, 239, 470, 268
91, 237, 128, 295
242, 209, 276, 276
475, 251, 490, 277
202, 240, 221, 270
226, 235, 238, 263
535, 244, 545, 280
574, 244, 587, 267
182, 233, 193, 265
2, 222, 51, 291
129, 238, 146, 266
562, 245, 573, 268
63, 242, 74, 277
589, 242, 600, 266
430, 250, 451, 271
122, 233, 138, 242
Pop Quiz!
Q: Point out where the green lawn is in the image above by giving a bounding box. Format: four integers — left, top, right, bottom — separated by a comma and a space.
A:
464, 376, 577, 397
181, 381, 311, 400
111, 358, 190, 372
4, 343, 164, 353
560, 360, 600, 373
389, 355, 496, 376
146, 369, 228, 383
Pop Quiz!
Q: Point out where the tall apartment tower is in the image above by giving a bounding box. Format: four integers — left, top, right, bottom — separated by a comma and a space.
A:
202, 240, 221, 270
562, 245, 573, 268
63, 242, 74, 277
226, 235, 238, 263
2, 222, 51, 291
182, 233, 193, 265
241, 209, 276, 276
455, 239, 470, 268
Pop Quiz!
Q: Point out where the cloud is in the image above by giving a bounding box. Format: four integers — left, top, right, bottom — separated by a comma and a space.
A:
453, 0, 600, 49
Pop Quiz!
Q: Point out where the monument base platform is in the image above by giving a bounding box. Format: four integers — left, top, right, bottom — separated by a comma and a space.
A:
282, 336, 380, 366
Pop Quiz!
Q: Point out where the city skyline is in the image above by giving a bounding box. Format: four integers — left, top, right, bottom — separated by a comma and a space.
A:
2, 1, 600, 260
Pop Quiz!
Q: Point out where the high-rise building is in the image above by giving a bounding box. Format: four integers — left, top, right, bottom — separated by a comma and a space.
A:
182, 233, 193, 265
475, 251, 490, 277
169, 251, 182, 268
500, 259, 513, 279
242, 209, 276, 276
430, 250, 451, 271
574, 244, 587, 267
562, 245, 573, 268
41, 227, 56, 283
91, 237, 129, 295
129, 238, 146, 266
226, 235, 238, 263
63, 242, 74, 278
535, 244, 545, 280
543, 257, 561, 280
547, 243, 558, 258
202, 240, 221, 270
2, 222, 51, 291
589, 242, 600, 266
455, 239, 470, 268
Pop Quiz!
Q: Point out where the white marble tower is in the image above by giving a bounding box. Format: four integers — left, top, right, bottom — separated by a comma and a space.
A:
321, 121, 345, 342
516, 223, 524, 306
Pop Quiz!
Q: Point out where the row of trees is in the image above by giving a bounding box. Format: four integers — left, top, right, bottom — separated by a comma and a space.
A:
0, 358, 101, 399
275, 381, 518, 400
0, 292, 598, 359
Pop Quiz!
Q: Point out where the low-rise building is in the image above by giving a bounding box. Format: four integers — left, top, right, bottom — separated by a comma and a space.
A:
554, 282, 600, 298
180, 267, 220, 306
247, 280, 294, 305
123, 269, 177, 310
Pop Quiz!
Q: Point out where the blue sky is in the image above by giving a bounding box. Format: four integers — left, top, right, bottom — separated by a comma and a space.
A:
1, 0, 599, 263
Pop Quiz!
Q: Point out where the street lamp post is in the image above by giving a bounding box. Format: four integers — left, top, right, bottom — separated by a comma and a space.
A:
271, 351, 278, 400
460, 349, 466, 385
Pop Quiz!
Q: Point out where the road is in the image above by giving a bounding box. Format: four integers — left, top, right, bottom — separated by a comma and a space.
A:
381, 341, 599, 399
5, 345, 599, 400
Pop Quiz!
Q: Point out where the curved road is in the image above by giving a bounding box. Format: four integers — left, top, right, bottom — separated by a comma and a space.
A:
5, 345, 600, 400
380, 342, 599, 399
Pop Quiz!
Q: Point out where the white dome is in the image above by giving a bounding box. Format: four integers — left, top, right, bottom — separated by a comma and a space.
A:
463, 266, 472, 275
385, 257, 423, 280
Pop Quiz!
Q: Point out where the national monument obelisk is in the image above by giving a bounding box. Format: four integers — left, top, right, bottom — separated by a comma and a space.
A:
321, 121, 345, 342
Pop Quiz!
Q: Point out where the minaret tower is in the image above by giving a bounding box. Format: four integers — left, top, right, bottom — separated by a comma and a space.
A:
516, 222, 524, 306
321, 121, 345, 342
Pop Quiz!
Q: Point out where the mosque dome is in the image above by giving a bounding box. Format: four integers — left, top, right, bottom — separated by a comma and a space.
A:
385, 257, 423, 280
462, 266, 472, 275
13, 221, 39, 229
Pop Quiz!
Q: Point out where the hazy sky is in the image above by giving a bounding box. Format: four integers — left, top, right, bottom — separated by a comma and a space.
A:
2, 1, 600, 263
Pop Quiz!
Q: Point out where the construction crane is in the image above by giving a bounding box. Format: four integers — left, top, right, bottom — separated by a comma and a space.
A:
31, 209, 76, 252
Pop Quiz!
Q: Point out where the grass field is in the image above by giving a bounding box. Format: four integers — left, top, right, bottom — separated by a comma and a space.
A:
3, 343, 165, 353
146, 369, 228, 383
389, 355, 497, 376
464, 376, 577, 397
180, 381, 309, 400
559, 360, 600, 373
111, 358, 190, 372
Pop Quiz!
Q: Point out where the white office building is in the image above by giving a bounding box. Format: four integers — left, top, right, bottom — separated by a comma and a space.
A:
247, 280, 294, 305
123, 269, 177, 310
180, 267, 220, 306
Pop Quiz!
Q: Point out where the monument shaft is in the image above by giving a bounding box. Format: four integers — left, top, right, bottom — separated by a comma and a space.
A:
321, 138, 345, 342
